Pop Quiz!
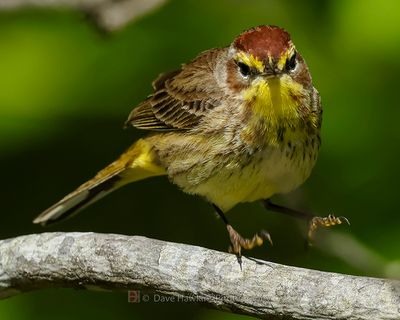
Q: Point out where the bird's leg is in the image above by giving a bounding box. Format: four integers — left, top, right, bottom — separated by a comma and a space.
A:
262, 199, 349, 245
212, 204, 272, 259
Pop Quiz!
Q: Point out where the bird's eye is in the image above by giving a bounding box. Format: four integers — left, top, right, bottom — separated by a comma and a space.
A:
285, 53, 297, 71
237, 62, 251, 78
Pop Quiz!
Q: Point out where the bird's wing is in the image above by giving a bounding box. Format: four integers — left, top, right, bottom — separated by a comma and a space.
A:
125, 48, 226, 131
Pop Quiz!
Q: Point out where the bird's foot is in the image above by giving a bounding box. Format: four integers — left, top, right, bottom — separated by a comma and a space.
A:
226, 224, 272, 258
308, 214, 350, 245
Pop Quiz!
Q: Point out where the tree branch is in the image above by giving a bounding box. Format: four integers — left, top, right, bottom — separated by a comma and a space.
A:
0, 232, 399, 319
0, 0, 168, 31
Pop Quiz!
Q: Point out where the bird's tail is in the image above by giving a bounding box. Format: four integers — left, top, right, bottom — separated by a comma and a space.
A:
33, 139, 165, 225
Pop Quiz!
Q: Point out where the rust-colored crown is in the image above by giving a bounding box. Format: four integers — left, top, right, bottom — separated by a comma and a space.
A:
233, 25, 292, 60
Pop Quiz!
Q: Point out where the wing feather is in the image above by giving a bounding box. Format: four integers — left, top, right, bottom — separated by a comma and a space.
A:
126, 48, 226, 131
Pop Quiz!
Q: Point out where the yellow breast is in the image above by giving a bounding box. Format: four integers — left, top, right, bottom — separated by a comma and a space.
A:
192, 75, 320, 211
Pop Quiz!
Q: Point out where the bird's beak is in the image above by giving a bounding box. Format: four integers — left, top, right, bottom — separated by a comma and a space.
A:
262, 68, 281, 79
263, 73, 278, 79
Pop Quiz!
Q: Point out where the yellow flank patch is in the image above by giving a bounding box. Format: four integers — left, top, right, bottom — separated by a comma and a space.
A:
132, 139, 166, 174
120, 139, 166, 183
235, 51, 264, 73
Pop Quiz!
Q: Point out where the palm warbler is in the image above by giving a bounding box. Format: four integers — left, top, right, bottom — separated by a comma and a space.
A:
34, 25, 347, 256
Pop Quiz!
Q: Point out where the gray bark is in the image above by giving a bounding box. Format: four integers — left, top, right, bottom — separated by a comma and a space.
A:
0, 232, 399, 319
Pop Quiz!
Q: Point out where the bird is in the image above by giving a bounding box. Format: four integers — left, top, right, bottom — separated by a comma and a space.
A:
33, 25, 348, 257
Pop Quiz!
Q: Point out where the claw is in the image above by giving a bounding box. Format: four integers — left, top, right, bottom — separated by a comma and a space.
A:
258, 230, 273, 246
308, 214, 350, 245
338, 216, 351, 226
226, 225, 272, 258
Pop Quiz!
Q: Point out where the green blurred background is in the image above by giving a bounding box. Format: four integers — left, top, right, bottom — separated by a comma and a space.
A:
1, 0, 399, 318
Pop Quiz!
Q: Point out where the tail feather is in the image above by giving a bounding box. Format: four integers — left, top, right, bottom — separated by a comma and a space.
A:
33, 139, 165, 225
32, 169, 123, 225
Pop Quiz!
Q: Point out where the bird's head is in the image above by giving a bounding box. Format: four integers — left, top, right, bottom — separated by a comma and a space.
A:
226, 26, 313, 119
